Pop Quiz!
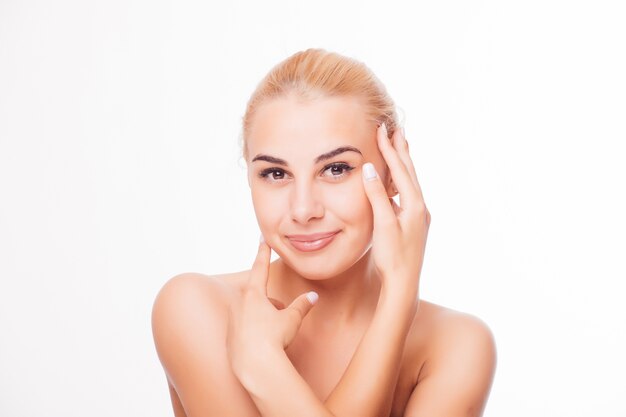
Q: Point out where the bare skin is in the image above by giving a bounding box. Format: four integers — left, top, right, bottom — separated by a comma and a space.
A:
153, 270, 496, 417
152, 95, 497, 416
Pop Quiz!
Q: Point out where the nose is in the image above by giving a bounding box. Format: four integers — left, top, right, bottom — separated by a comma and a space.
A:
289, 179, 324, 224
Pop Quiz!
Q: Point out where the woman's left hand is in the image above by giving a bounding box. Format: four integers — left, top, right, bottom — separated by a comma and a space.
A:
361, 123, 431, 302
226, 239, 318, 373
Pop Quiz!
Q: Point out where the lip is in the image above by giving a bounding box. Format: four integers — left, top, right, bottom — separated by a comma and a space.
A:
286, 231, 340, 242
286, 230, 340, 252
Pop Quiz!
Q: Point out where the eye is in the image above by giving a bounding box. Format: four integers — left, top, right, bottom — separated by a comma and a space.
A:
258, 167, 290, 183
257, 163, 355, 184
321, 162, 355, 180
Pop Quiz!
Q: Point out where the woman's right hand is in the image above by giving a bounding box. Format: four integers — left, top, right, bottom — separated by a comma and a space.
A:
361, 123, 431, 303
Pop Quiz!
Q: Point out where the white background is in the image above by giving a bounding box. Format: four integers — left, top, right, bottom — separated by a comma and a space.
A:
1, 0, 625, 416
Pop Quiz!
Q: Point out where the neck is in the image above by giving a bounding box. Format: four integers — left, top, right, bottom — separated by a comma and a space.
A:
268, 248, 381, 334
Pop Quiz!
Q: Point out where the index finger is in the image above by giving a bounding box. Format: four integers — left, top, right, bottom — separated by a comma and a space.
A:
377, 123, 420, 209
391, 127, 426, 204
248, 237, 271, 295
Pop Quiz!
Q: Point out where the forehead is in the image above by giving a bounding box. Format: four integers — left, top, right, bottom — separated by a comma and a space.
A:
247, 95, 375, 161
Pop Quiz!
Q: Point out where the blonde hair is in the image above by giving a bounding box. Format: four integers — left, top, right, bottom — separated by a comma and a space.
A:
241, 48, 399, 160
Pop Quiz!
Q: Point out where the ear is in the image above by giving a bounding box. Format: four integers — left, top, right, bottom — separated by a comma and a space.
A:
386, 181, 398, 198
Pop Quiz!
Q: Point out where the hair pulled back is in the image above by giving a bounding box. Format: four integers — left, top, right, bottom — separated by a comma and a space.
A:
241, 48, 399, 160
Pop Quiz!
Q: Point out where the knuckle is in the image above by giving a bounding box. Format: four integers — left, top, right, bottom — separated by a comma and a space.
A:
368, 187, 387, 202
242, 287, 255, 300
412, 202, 427, 216
408, 204, 431, 227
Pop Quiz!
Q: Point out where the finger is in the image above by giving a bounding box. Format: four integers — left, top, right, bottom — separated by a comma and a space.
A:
391, 128, 417, 187
362, 162, 398, 230
285, 291, 318, 325
248, 237, 271, 294
377, 123, 420, 209
391, 127, 426, 204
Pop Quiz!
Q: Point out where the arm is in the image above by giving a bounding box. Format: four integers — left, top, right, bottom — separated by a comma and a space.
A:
326, 288, 417, 416
404, 314, 497, 417
236, 289, 417, 417
152, 274, 263, 417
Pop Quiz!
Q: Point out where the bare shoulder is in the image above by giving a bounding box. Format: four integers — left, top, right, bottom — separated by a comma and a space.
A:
152, 272, 222, 310
152, 271, 245, 314
150, 271, 239, 377
416, 300, 495, 345
151, 271, 260, 417
410, 300, 497, 378
403, 300, 497, 416
151, 270, 250, 360
151, 272, 231, 348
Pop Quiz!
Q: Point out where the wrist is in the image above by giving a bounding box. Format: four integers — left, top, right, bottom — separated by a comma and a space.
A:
375, 289, 419, 338
379, 283, 419, 310
231, 342, 285, 387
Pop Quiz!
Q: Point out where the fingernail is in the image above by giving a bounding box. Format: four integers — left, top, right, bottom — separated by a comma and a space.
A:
362, 162, 377, 181
306, 291, 319, 305
259, 233, 265, 243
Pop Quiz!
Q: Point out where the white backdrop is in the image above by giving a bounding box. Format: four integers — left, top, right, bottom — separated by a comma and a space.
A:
1, 1, 625, 416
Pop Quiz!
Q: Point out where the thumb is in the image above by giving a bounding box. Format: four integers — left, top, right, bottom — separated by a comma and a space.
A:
285, 291, 318, 324
362, 162, 396, 228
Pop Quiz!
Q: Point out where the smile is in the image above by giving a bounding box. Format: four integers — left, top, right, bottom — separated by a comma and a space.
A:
286, 231, 340, 252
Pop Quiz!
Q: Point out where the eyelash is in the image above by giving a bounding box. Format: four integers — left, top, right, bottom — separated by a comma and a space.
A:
258, 163, 355, 183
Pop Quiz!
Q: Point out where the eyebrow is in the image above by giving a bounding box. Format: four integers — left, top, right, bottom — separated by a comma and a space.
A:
251, 146, 363, 166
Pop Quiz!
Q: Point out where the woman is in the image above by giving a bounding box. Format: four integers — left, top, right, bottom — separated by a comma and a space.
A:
152, 48, 497, 417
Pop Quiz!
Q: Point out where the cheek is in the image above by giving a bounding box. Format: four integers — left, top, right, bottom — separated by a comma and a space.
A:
325, 179, 372, 224
251, 187, 285, 229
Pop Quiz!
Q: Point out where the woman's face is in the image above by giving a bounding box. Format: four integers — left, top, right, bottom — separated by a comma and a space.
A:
246, 94, 392, 280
